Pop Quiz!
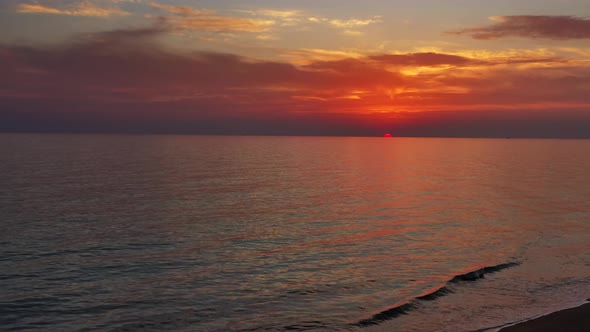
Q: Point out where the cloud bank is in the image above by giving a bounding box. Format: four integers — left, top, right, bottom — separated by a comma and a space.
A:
451, 15, 590, 40
1, 26, 589, 137
17, 2, 129, 17
149, 3, 275, 32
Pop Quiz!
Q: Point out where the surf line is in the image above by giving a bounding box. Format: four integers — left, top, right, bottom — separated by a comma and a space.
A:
353, 262, 521, 327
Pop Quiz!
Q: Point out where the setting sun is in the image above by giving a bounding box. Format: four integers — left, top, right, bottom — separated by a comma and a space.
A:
1, 0, 589, 137
2, 2, 590, 332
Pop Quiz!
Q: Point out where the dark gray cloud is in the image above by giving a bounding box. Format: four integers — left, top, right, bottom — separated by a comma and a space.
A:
369, 52, 472, 66
451, 15, 590, 40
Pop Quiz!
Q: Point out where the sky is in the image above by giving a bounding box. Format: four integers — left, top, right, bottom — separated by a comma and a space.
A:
1, 0, 590, 137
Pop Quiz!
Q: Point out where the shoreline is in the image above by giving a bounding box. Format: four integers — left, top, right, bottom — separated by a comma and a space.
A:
498, 302, 590, 332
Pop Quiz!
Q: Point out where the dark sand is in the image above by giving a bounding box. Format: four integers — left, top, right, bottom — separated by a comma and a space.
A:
500, 303, 590, 332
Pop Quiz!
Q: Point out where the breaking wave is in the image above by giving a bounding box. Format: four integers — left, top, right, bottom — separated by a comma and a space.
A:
354, 262, 521, 327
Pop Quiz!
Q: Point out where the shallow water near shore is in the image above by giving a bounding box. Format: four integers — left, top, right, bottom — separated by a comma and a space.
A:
1, 134, 589, 331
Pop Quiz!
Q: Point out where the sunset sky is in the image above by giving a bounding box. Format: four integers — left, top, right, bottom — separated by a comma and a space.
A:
2, 0, 590, 137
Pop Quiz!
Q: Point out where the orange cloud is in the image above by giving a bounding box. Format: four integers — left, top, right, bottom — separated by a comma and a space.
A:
150, 2, 274, 32
1, 26, 590, 137
369, 52, 473, 66
328, 17, 382, 28
149, 3, 214, 16
169, 17, 274, 32
148, 4, 381, 34
450, 15, 590, 40
234, 8, 382, 34
17, 2, 129, 17
235, 9, 303, 26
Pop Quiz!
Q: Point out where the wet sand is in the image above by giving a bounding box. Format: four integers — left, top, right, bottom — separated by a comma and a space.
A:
500, 302, 590, 332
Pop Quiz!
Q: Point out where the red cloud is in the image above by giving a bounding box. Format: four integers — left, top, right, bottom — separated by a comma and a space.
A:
1, 27, 590, 137
450, 15, 590, 40
369, 52, 472, 66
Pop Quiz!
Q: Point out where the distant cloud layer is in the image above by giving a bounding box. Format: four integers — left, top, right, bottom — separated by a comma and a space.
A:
17, 2, 129, 17
369, 53, 472, 66
149, 3, 275, 32
4, 1, 590, 138
451, 15, 590, 40
1, 25, 589, 137
15, 1, 381, 35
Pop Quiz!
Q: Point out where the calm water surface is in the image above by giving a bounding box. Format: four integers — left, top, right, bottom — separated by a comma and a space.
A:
1, 135, 589, 331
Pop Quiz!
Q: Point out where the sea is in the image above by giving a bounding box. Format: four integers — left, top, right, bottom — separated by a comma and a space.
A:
1, 134, 589, 332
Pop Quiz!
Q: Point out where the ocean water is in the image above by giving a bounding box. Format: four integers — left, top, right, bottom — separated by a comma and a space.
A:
1, 134, 589, 332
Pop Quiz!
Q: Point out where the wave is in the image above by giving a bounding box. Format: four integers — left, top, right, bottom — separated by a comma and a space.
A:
353, 261, 521, 327
450, 262, 520, 283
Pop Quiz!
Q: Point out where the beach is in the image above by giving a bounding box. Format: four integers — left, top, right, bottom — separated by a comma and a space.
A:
500, 303, 590, 332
